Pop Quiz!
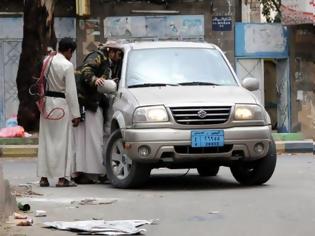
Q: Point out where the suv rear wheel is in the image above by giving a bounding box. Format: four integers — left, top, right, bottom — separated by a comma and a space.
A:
105, 130, 151, 188
230, 139, 277, 185
197, 166, 220, 177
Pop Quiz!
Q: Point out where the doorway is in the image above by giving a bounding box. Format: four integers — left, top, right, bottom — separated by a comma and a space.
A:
264, 60, 277, 130
236, 58, 290, 132
264, 59, 290, 132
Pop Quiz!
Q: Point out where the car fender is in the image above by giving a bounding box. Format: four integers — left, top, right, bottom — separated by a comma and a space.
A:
111, 110, 126, 132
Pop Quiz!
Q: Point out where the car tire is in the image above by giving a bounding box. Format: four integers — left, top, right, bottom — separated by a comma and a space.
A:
230, 139, 277, 185
197, 166, 220, 177
105, 130, 151, 188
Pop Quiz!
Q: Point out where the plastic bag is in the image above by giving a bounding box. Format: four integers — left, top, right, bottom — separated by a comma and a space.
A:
5, 116, 18, 127
0, 126, 25, 138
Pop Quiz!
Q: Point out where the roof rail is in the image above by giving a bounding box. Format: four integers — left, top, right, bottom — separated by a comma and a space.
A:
105, 37, 205, 44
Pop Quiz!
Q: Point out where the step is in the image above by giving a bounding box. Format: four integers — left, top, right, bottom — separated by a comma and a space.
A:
0, 145, 38, 157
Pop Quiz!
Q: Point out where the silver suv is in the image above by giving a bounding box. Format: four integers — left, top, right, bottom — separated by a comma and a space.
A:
102, 41, 276, 188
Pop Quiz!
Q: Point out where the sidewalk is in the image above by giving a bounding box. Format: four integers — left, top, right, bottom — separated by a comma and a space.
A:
273, 133, 315, 154
0, 134, 314, 158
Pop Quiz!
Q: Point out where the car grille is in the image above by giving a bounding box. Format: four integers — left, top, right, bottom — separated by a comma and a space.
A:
174, 145, 233, 154
170, 106, 231, 125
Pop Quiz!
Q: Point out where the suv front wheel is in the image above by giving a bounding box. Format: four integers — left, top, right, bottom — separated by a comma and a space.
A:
230, 139, 277, 185
105, 130, 151, 188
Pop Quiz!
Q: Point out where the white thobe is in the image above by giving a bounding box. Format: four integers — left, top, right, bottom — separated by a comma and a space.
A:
37, 53, 80, 178
73, 108, 106, 175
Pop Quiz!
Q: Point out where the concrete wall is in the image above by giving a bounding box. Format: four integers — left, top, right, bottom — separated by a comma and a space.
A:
76, 0, 240, 65
0, 164, 17, 222
241, 0, 261, 23
0, 17, 76, 127
289, 25, 315, 138
1, 0, 241, 66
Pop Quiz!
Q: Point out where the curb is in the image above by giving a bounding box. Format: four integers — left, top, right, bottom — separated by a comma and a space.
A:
0, 137, 38, 145
276, 140, 314, 154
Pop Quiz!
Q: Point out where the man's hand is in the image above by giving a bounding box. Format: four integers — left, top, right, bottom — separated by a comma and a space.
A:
72, 117, 81, 127
95, 77, 106, 87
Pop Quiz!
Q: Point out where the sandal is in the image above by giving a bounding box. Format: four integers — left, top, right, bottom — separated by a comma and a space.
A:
39, 177, 49, 187
56, 179, 77, 187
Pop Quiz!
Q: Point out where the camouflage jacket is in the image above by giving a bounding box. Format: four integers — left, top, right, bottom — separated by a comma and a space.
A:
75, 50, 111, 112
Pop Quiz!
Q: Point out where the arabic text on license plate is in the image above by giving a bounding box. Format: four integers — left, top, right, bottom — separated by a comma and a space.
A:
191, 130, 224, 148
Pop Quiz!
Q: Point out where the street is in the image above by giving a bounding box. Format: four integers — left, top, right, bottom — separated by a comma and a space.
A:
1, 154, 315, 236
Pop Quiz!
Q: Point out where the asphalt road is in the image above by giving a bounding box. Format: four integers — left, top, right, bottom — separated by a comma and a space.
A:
1, 154, 315, 236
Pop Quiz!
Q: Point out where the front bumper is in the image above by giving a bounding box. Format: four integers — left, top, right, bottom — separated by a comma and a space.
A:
122, 126, 272, 163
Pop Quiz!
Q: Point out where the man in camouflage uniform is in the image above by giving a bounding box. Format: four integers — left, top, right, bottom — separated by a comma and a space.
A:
73, 45, 122, 184
76, 46, 110, 112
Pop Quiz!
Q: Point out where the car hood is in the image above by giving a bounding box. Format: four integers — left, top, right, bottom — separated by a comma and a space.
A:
128, 86, 258, 107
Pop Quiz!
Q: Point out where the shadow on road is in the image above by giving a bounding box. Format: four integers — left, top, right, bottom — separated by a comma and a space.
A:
119, 173, 270, 192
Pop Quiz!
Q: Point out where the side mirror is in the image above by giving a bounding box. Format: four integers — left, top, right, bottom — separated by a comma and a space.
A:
97, 80, 117, 94
242, 77, 259, 91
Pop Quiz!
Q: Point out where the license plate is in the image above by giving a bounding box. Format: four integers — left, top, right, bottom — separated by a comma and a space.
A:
191, 130, 224, 148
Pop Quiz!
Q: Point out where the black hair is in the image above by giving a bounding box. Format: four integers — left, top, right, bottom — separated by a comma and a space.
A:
107, 47, 120, 53
58, 37, 77, 53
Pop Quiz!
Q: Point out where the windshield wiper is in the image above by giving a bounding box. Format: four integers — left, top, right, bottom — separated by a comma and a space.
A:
128, 83, 178, 88
178, 82, 219, 86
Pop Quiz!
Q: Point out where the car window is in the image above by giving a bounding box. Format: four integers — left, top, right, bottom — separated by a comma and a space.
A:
126, 48, 237, 87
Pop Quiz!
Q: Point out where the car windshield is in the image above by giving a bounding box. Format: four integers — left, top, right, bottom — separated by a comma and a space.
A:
126, 48, 237, 87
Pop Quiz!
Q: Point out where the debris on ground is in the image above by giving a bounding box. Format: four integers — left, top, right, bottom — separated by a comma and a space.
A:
11, 184, 43, 197
16, 218, 33, 226
71, 198, 117, 206
24, 132, 32, 137
26, 181, 40, 185
14, 212, 28, 219
8, 212, 34, 226
0, 116, 32, 138
66, 206, 79, 209
44, 219, 158, 235
0, 126, 25, 138
5, 116, 18, 127
17, 202, 31, 212
208, 211, 220, 214
35, 210, 47, 217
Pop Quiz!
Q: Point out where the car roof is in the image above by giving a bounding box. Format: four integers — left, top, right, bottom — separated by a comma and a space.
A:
104, 40, 216, 51
130, 41, 216, 50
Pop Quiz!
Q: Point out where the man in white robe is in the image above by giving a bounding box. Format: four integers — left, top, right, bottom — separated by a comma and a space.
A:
37, 37, 81, 187
72, 46, 122, 184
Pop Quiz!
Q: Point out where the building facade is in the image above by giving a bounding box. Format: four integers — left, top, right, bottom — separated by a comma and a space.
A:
76, 0, 241, 64
281, 0, 315, 139
0, 0, 242, 128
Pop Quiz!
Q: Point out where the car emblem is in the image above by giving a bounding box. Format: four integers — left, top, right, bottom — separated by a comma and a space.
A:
197, 110, 207, 119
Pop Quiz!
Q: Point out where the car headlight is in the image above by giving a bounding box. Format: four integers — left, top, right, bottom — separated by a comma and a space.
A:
133, 106, 169, 123
234, 104, 264, 120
